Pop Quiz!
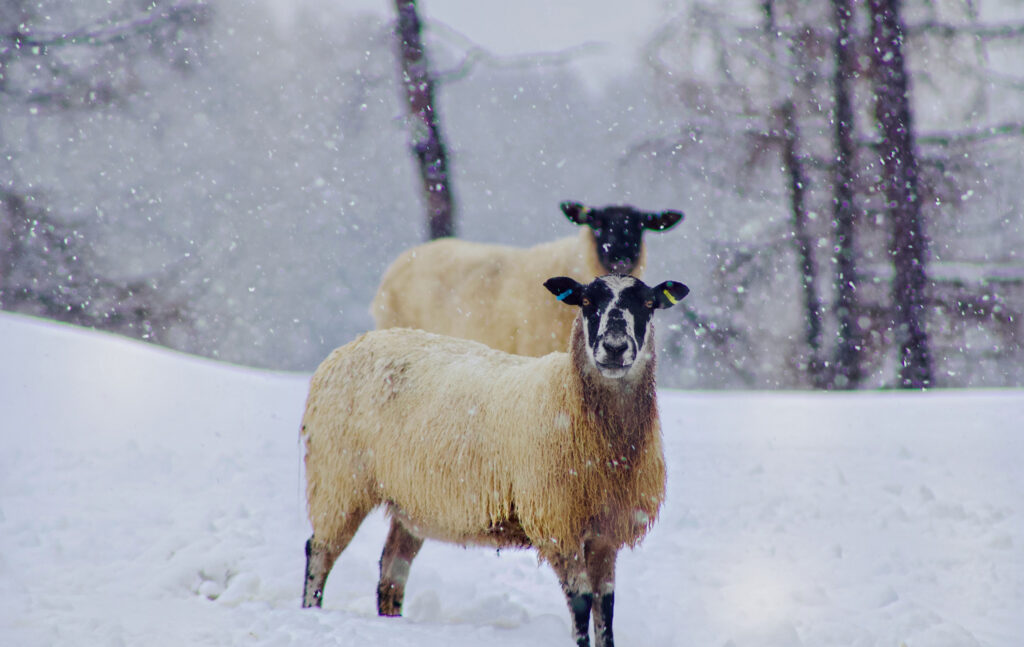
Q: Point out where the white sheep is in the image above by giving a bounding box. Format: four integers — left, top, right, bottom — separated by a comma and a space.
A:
370, 201, 683, 357
301, 274, 690, 647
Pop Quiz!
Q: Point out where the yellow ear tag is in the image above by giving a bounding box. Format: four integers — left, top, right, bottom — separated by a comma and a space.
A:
663, 289, 678, 305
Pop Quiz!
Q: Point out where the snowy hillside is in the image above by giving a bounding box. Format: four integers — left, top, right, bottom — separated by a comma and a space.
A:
1, 313, 1021, 646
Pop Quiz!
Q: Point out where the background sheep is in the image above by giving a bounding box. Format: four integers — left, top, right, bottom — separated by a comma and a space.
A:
302, 274, 690, 647
370, 201, 683, 356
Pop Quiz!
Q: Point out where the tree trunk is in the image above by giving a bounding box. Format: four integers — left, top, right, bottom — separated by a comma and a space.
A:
830, 0, 863, 389
869, 0, 932, 388
780, 100, 826, 388
763, 0, 826, 388
393, 0, 456, 240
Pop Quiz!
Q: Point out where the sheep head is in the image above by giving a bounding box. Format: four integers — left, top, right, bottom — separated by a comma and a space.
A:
561, 201, 684, 274
545, 274, 689, 379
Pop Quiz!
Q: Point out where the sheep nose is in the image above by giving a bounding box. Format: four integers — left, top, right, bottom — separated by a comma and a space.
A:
602, 338, 628, 359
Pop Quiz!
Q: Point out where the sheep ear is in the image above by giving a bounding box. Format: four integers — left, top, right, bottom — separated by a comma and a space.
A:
544, 276, 584, 306
561, 201, 592, 225
644, 210, 684, 231
651, 281, 690, 309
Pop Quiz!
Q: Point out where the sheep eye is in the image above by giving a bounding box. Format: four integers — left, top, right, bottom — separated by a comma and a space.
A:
582, 297, 591, 307
644, 299, 654, 309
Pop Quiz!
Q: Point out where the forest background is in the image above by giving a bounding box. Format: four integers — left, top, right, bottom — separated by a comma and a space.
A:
2, 0, 1022, 389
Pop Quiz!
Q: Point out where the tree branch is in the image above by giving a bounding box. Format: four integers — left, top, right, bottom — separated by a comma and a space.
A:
917, 122, 1024, 146
906, 20, 1024, 40
424, 20, 607, 85
1, 3, 209, 57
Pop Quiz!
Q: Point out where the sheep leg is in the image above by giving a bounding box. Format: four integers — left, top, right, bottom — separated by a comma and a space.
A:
584, 540, 618, 647
302, 509, 369, 608
548, 552, 594, 647
377, 517, 424, 617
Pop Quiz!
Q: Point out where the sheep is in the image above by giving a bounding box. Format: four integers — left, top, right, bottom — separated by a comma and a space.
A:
370, 201, 684, 357
301, 273, 690, 647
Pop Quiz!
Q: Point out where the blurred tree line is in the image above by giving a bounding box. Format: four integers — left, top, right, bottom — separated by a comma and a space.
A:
2, 0, 1022, 390
1, 0, 209, 343
396, 0, 1024, 389
629, 0, 1024, 388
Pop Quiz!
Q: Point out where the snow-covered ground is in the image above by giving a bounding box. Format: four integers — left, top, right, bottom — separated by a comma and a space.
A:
1, 312, 1021, 646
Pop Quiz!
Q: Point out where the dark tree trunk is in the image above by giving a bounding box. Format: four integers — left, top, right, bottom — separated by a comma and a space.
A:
830, 0, 863, 389
869, 0, 933, 388
393, 0, 456, 240
763, 0, 826, 388
780, 100, 826, 388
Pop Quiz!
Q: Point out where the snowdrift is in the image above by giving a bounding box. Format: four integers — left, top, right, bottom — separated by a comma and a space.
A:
1, 312, 1021, 646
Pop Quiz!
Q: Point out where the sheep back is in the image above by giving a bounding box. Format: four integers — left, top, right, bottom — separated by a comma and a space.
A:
370, 229, 646, 356
301, 327, 665, 556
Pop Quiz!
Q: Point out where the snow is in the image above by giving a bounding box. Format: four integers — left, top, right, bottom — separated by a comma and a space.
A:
267, 0, 673, 88
1, 312, 1022, 646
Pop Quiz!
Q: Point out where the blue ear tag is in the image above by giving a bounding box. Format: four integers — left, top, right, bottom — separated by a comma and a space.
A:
556, 289, 573, 301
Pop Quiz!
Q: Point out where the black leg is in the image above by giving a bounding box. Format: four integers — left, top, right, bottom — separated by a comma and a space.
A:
303, 536, 335, 608
568, 591, 594, 647
585, 540, 617, 647
595, 591, 614, 647
377, 517, 424, 616
548, 551, 594, 647
302, 508, 369, 608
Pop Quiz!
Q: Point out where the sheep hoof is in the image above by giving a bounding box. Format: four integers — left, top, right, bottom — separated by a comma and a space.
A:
377, 581, 404, 617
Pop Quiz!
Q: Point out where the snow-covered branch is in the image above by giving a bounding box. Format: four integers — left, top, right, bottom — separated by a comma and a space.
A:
0, 2, 209, 58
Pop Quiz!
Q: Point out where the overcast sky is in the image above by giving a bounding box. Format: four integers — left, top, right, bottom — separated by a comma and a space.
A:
266, 0, 680, 87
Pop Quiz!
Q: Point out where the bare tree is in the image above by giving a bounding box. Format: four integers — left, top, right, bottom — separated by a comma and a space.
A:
778, 98, 827, 387
830, 0, 863, 389
630, 0, 1024, 388
0, 191, 188, 342
0, 1, 209, 342
762, 0, 828, 388
393, 0, 456, 240
869, 0, 933, 388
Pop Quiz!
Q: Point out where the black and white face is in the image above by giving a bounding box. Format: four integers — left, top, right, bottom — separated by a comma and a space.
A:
561, 201, 684, 275
544, 275, 690, 379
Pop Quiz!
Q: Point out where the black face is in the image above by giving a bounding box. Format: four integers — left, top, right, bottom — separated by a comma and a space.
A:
561, 201, 684, 274
544, 275, 690, 378
576, 278, 651, 361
